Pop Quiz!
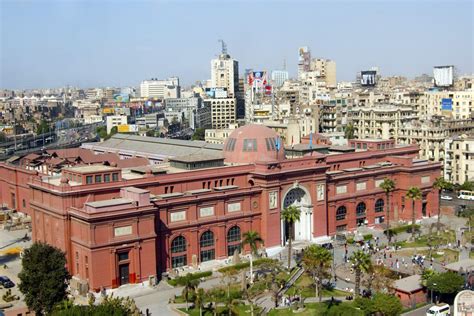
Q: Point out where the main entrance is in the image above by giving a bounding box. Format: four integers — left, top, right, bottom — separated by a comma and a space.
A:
119, 264, 129, 285
281, 186, 313, 244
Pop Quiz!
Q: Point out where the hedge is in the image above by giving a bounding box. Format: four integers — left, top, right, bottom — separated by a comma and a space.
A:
387, 224, 420, 235
363, 234, 373, 241
218, 258, 275, 273
168, 270, 212, 286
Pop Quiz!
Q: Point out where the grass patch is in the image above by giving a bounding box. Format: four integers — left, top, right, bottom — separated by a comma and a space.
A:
268, 302, 363, 316
285, 274, 350, 298
396, 230, 456, 249
470, 251, 474, 259
218, 258, 276, 273
168, 271, 213, 286
179, 303, 260, 315
388, 224, 421, 236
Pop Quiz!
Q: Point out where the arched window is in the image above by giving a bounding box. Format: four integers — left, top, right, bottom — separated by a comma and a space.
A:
227, 226, 241, 256
356, 202, 366, 217
336, 206, 347, 221
200, 231, 215, 262
375, 199, 384, 213
170, 236, 187, 268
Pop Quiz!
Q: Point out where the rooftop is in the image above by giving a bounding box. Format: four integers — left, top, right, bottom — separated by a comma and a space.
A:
393, 274, 423, 293
85, 198, 132, 208
66, 165, 119, 174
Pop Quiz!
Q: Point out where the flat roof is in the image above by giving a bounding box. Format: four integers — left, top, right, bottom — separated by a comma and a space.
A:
445, 258, 474, 272
85, 198, 132, 208
66, 165, 119, 174
170, 153, 224, 163
123, 187, 149, 194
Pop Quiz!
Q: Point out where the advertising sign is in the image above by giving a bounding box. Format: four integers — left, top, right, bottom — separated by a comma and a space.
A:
433, 65, 454, 87
360, 70, 377, 86
441, 98, 453, 111
113, 93, 130, 103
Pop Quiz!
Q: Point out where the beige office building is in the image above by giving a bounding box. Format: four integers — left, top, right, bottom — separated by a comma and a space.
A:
444, 135, 474, 184
204, 98, 236, 129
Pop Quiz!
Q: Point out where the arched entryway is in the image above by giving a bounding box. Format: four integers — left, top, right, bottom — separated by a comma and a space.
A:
281, 185, 313, 244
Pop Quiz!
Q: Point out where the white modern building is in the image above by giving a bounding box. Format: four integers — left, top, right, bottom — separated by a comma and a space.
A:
271, 70, 289, 87
106, 115, 127, 134
139, 77, 180, 99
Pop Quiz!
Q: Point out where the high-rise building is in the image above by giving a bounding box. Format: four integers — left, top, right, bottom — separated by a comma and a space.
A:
204, 97, 236, 129
211, 51, 239, 98
139, 77, 180, 99
311, 59, 337, 88
271, 70, 289, 87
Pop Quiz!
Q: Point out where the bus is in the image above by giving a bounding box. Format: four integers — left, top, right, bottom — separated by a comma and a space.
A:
458, 190, 474, 200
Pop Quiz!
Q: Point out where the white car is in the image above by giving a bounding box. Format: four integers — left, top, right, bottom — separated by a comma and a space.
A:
440, 195, 453, 201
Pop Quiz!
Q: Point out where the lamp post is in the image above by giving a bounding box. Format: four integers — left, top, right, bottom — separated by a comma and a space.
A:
431, 283, 437, 304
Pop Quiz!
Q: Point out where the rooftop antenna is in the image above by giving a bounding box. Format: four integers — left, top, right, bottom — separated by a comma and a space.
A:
218, 39, 227, 55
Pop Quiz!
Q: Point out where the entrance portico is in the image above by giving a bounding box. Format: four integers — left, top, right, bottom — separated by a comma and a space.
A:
281, 183, 313, 244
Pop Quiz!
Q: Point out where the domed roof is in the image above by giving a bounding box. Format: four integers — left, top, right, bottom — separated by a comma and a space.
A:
223, 124, 285, 164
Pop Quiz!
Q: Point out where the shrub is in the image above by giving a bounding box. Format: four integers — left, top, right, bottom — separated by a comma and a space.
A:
346, 237, 355, 244
218, 258, 275, 273
168, 271, 212, 286
388, 224, 420, 235
363, 234, 373, 241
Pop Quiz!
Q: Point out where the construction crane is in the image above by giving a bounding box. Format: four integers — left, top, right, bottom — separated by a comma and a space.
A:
218, 39, 227, 55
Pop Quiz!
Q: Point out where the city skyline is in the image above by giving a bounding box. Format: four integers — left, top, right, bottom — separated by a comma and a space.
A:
1, 0, 473, 89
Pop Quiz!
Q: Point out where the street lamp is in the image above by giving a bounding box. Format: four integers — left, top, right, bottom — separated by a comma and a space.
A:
431, 283, 437, 304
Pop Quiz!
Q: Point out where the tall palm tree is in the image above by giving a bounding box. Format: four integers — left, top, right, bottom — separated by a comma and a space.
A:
349, 250, 372, 297
406, 186, 422, 240
182, 274, 200, 311
433, 177, 449, 234
379, 178, 396, 243
194, 288, 206, 316
242, 230, 264, 284
281, 205, 301, 269
302, 244, 332, 301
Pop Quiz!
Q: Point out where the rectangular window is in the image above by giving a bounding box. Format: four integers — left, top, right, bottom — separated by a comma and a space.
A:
104, 174, 111, 182
170, 211, 186, 222
227, 244, 241, 257
199, 206, 214, 217
200, 249, 215, 262
375, 179, 384, 188
356, 182, 366, 191
112, 173, 119, 181
336, 185, 347, 194
227, 202, 241, 212
421, 176, 430, 184
172, 255, 187, 268
86, 176, 93, 184
117, 252, 129, 262
95, 175, 102, 183
336, 225, 347, 232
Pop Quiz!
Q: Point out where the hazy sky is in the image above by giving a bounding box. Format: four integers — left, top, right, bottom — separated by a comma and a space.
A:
1, 0, 473, 89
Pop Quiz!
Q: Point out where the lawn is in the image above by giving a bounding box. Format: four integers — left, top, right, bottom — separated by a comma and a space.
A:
268, 302, 363, 316
179, 304, 260, 315
395, 248, 459, 264
396, 230, 457, 249
285, 274, 350, 298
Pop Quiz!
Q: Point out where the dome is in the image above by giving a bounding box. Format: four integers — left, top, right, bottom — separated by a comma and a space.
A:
223, 124, 285, 164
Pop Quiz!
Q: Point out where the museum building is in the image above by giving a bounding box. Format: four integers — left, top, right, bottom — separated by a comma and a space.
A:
0, 125, 441, 290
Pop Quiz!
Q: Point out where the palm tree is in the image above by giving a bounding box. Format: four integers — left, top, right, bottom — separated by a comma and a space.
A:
349, 250, 372, 297
182, 274, 200, 311
281, 205, 301, 269
242, 230, 264, 284
301, 244, 332, 301
194, 288, 206, 316
433, 177, 449, 234
379, 178, 396, 243
406, 186, 422, 240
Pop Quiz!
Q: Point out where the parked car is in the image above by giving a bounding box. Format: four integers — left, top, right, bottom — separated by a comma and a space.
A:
0, 276, 15, 288
441, 195, 453, 201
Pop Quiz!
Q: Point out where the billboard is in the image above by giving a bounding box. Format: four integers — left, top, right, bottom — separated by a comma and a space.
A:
298, 46, 311, 74
248, 71, 268, 89
102, 107, 115, 114
360, 70, 377, 86
433, 65, 454, 87
113, 93, 130, 103
441, 98, 453, 111
205, 87, 228, 98
117, 124, 138, 133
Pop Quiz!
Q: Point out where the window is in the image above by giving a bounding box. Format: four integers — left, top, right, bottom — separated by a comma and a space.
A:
336, 225, 347, 232
227, 226, 241, 256
104, 174, 111, 182
243, 139, 257, 152
375, 199, 384, 212
375, 216, 385, 224
336, 206, 347, 221
22, 199, 26, 208
200, 231, 214, 248
356, 202, 366, 217
171, 236, 186, 253
200, 249, 215, 263
172, 255, 186, 268
86, 176, 93, 184
117, 252, 129, 261
112, 173, 119, 181
95, 175, 102, 183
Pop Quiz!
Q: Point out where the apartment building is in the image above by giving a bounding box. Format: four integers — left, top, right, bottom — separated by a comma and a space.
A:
424, 90, 474, 118
444, 135, 474, 184
139, 78, 180, 99
204, 98, 236, 129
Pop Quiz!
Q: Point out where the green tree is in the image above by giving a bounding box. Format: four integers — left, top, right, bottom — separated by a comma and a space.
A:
281, 205, 301, 269
380, 178, 396, 243
182, 273, 200, 311
192, 128, 205, 140
18, 242, 71, 315
96, 126, 107, 139
302, 244, 332, 301
52, 295, 140, 315
344, 123, 355, 139
364, 264, 394, 294
421, 268, 437, 287
36, 120, 50, 135
433, 177, 450, 234
426, 272, 464, 296
349, 250, 372, 297
242, 230, 264, 284
355, 293, 403, 316
194, 288, 206, 316
406, 186, 422, 240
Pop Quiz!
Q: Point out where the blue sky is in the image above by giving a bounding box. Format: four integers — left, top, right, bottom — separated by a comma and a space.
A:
1, 0, 472, 89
